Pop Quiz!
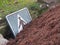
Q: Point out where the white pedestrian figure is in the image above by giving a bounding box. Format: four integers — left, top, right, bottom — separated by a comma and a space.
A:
17, 14, 27, 33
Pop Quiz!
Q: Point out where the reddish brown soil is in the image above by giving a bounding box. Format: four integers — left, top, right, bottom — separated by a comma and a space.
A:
7, 5, 60, 45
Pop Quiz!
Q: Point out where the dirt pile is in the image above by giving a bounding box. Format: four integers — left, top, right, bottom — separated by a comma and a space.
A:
7, 5, 60, 45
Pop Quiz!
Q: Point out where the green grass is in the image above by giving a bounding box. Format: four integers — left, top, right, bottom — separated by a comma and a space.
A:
0, 0, 35, 18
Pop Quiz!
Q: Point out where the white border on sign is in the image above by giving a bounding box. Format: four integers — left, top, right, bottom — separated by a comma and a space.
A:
6, 16, 16, 37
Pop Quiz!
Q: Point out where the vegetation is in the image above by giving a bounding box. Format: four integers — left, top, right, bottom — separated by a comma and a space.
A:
0, 0, 34, 18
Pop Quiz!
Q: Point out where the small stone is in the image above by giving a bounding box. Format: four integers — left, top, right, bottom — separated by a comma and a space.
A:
0, 34, 9, 45
0, 18, 2, 20
46, 4, 49, 7
0, 34, 3, 38
40, 4, 49, 9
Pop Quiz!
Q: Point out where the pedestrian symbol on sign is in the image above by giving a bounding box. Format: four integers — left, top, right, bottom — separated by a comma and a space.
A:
17, 14, 27, 33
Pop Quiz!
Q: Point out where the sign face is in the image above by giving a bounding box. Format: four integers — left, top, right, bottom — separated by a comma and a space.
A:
6, 7, 32, 37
